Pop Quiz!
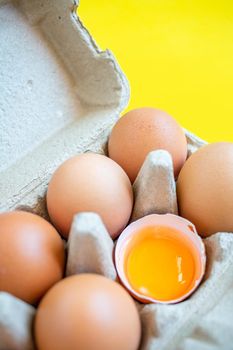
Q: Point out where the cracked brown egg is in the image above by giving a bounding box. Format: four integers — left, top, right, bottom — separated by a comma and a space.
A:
115, 214, 206, 304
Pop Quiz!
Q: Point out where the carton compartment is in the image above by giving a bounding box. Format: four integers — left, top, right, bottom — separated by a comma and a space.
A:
1, 140, 233, 350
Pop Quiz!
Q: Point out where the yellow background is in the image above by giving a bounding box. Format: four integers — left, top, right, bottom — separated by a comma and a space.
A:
78, 1, 233, 142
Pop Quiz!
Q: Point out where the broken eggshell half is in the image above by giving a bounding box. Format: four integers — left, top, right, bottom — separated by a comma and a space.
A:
115, 213, 206, 304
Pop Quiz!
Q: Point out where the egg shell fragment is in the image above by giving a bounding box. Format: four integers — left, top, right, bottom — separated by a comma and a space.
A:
131, 149, 178, 222
0, 292, 36, 350
66, 212, 117, 281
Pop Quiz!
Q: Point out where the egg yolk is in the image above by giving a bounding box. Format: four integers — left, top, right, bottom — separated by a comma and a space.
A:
125, 226, 197, 301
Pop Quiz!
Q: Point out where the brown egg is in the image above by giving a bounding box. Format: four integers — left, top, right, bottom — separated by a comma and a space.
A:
35, 274, 141, 350
0, 211, 65, 304
108, 107, 187, 182
47, 153, 133, 240
177, 142, 233, 237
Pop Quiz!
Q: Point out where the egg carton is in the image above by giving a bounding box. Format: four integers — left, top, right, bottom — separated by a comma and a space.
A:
1, 0, 233, 349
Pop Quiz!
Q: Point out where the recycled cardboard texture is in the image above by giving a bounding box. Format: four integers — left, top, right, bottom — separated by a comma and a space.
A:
131, 150, 178, 222
66, 212, 117, 281
139, 233, 233, 350
1, 1, 233, 350
0, 0, 129, 213
0, 293, 35, 350
5, 150, 232, 350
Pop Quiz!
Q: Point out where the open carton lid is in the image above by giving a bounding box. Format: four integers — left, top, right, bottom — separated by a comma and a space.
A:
0, 0, 129, 213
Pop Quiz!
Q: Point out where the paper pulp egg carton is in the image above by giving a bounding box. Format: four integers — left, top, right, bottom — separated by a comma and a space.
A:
1, 1, 233, 349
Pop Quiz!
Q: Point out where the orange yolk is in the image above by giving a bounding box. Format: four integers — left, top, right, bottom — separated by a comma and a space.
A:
125, 226, 197, 301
